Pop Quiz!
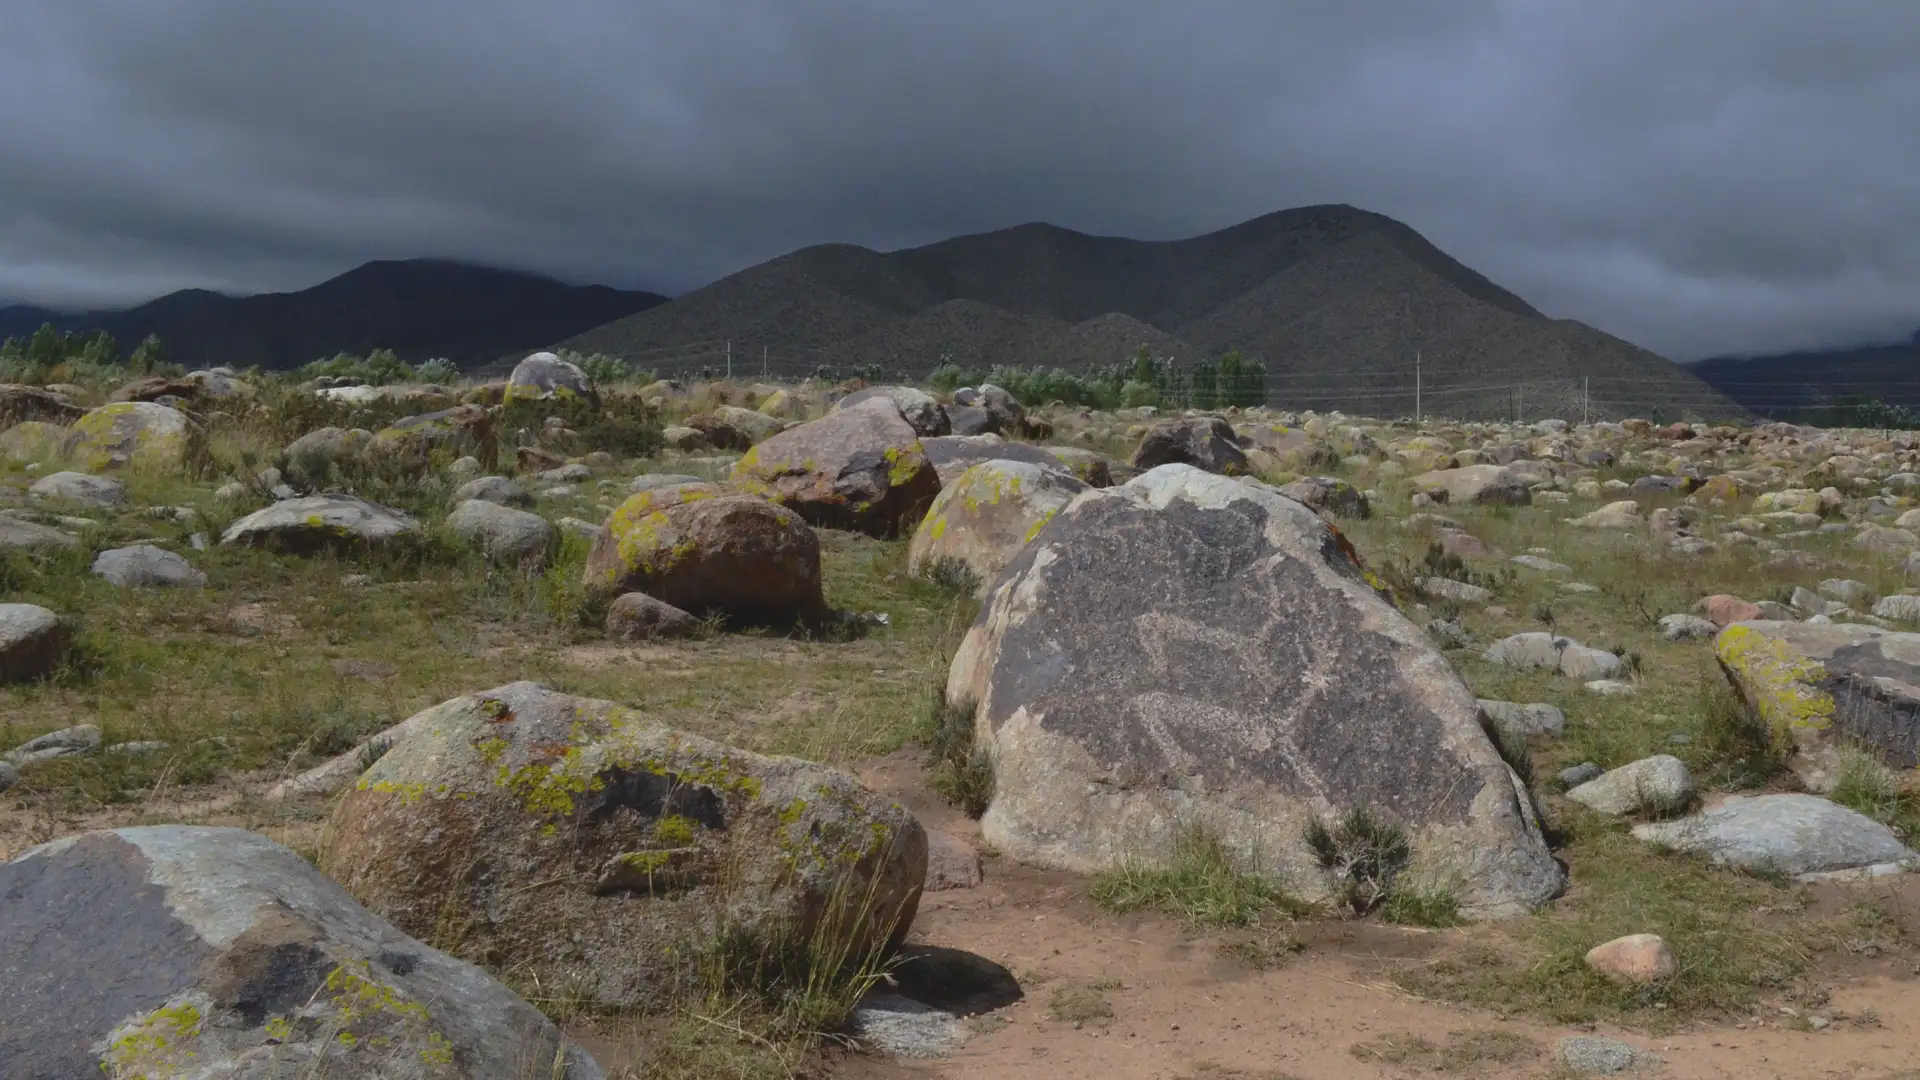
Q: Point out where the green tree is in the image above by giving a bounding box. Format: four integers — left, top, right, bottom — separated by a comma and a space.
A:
128, 333, 169, 375
27, 323, 64, 366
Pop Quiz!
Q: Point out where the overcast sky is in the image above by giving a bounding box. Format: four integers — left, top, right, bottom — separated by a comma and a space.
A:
3, 1, 1916, 360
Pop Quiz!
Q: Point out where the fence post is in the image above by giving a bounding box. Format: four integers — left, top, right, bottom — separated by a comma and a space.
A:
1415, 351, 1421, 423
725, 339, 732, 380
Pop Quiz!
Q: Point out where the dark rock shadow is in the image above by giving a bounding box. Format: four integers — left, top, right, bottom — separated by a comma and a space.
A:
883, 944, 1023, 1016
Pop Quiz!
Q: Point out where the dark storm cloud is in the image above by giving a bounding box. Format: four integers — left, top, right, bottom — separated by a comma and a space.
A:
2, 1, 1916, 358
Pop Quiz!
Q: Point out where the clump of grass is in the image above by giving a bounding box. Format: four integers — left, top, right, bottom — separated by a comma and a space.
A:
1349, 1029, 1538, 1073
1090, 823, 1300, 928
918, 689, 993, 818
1305, 807, 1411, 916
1829, 743, 1920, 839
1695, 670, 1785, 789
1381, 886, 1461, 928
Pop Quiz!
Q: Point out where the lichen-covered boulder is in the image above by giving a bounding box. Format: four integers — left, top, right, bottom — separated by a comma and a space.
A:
713, 404, 786, 445
0, 603, 68, 683
1715, 620, 1920, 792
66, 402, 193, 471
1042, 446, 1115, 487
838, 386, 950, 438
908, 460, 1087, 592
945, 464, 1563, 918
321, 682, 927, 1012
0, 420, 71, 462
446, 499, 553, 566
281, 426, 374, 486
730, 397, 941, 537
0, 383, 83, 426
505, 351, 595, 403
0, 825, 602, 1080
583, 482, 825, 623
1129, 417, 1250, 475
369, 404, 496, 467
220, 495, 422, 554
1412, 465, 1533, 506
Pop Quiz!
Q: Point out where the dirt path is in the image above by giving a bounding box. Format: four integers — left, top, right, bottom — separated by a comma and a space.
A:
857, 758, 1920, 1080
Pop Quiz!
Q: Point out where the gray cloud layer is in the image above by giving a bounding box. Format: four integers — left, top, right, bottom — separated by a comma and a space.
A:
3, 1, 1917, 359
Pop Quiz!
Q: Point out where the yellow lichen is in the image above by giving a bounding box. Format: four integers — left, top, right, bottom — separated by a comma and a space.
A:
1715, 624, 1836, 744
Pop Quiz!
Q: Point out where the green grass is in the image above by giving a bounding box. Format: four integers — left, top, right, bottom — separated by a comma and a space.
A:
1348, 1029, 1539, 1073
1090, 823, 1305, 928
1829, 742, 1920, 839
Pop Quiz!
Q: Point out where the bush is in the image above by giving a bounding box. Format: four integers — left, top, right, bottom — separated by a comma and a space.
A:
297, 348, 417, 385
414, 357, 460, 384
1304, 806, 1412, 916
918, 689, 993, 818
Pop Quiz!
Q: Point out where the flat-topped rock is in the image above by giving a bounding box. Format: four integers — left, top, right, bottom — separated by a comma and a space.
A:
1632, 793, 1916, 880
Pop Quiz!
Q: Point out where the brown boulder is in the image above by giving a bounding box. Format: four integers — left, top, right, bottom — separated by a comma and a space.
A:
730, 397, 941, 537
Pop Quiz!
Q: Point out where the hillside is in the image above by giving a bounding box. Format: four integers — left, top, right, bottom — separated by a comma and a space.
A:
1690, 331, 1920, 418
1, 260, 666, 372
562, 205, 1741, 421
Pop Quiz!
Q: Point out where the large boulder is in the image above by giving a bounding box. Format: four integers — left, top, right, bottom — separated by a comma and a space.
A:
446, 499, 554, 566
505, 351, 595, 403
66, 402, 193, 471
1632, 794, 1916, 880
27, 471, 125, 509
0, 603, 68, 683
921, 433, 1078, 486
1279, 476, 1371, 519
220, 495, 422, 554
0, 825, 602, 1080
1715, 620, 1920, 791
839, 386, 950, 437
369, 404, 496, 467
730, 397, 941, 537
322, 682, 927, 1013
1129, 417, 1250, 475
954, 385, 1027, 435
0, 383, 83, 426
583, 482, 825, 623
945, 464, 1564, 918
0, 518, 79, 552
1412, 465, 1533, 506
908, 460, 1088, 592
712, 404, 787, 445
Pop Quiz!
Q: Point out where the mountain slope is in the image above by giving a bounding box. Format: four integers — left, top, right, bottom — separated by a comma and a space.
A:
1690, 332, 1920, 417
5, 260, 666, 371
565, 204, 1740, 421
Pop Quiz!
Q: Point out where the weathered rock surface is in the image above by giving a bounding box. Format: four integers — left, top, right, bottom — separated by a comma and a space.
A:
1714, 620, 1920, 791
908, 460, 1088, 592
0, 603, 67, 684
945, 464, 1563, 918
1412, 465, 1532, 506
5, 723, 101, 766
1584, 933, 1675, 985
1478, 700, 1567, 738
839, 386, 950, 437
0, 825, 602, 1080
1129, 417, 1249, 475
453, 474, 533, 507
66, 402, 193, 471
583, 481, 825, 623
1659, 614, 1719, 641
1566, 755, 1694, 816
0, 383, 84, 426
505, 351, 595, 402
322, 682, 927, 1012
91, 544, 207, 588
604, 591, 701, 641
919, 434, 1077, 486
446, 499, 553, 565
27, 471, 125, 508
1485, 632, 1626, 680
1632, 793, 1916, 879
0, 517, 79, 552
1557, 1035, 1660, 1075
731, 397, 941, 537
1279, 475, 1370, 518
220, 495, 423, 553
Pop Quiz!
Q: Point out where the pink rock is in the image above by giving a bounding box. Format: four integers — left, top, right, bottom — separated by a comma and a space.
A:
1697, 594, 1762, 628
1584, 933, 1675, 985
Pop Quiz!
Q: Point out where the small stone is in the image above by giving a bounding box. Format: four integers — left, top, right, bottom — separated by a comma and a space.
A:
1585, 679, 1637, 696
107, 740, 168, 756
1697, 594, 1762, 627
1584, 933, 1675, 985
1418, 577, 1492, 604
1559, 762, 1603, 788
925, 831, 984, 891
1557, 1034, 1661, 1074
341, 573, 373, 587
90, 544, 208, 588
1479, 700, 1566, 738
1659, 614, 1719, 641
1510, 554, 1571, 573
604, 592, 701, 641
1566, 755, 1694, 816
4, 723, 102, 766
0, 761, 16, 793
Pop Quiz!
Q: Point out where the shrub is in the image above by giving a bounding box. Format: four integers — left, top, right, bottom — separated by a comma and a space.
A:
918, 688, 992, 818
1090, 823, 1300, 928
1304, 807, 1411, 916
414, 357, 461, 384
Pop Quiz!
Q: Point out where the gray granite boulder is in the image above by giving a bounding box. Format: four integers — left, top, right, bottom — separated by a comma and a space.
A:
629, 472, 705, 493
1658, 614, 1719, 641
220, 495, 422, 553
1485, 632, 1625, 680
0, 603, 67, 684
908, 460, 1088, 593
1129, 417, 1250, 475
0, 517, 79, 552
1632, 793, 1916, 880
65, 402, 193, 471
0, 825, 602, 1080
505, 351, 595, 402
27, 471, 125, 509
604, 592, 701, 641
452, 474, 533, 507
91, 544, 207, 588
945, 464, 1564, 918
1566, 755, 1695, 816
1557, 1035, 1660, 1075
839, 386, 950, 438
731, 397, 941, 537
1478, 700, 1567, 737
919, 434, 1075, 486
1279, 475, 1371, 519
322, 682, 926, 1013
1413, 465, 1532, 506
446, 499, 554, 565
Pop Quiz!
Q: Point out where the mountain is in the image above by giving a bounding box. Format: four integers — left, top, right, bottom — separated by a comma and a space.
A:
561, 205, 1741, 421
2, 260, 667, 372
1689, 331, 1920, 419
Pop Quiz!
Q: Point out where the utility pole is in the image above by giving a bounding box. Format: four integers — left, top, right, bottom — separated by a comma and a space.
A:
725, 339, 732, 380
762, 345, 768, 379
1582, 376, 1590, 425
1415, 350, 1421, 423
1517, 383, 1523, 422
